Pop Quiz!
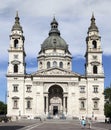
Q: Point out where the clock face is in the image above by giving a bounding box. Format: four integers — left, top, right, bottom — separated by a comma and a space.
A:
14, 31, 18, 34
12, 31, 17, 34
19, 31, 21, 35
12, 31, 21, 35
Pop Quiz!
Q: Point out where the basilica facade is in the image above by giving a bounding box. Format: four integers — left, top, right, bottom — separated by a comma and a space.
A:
7, 12, 105, 120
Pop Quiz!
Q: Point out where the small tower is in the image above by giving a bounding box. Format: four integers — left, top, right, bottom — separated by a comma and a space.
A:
7, 11, 26, 75
85, 13, 104, 77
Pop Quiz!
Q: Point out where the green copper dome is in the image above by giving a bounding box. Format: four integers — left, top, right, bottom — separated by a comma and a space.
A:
40, 17, 70, 53
42, 35, 68, 50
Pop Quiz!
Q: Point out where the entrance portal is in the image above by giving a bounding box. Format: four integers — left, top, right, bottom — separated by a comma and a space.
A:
48, 85, 63, 116
53, 106, 58, 115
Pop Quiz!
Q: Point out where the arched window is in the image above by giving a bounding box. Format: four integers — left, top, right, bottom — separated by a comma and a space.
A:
94, 101, 98, 109
92, 40, 97, 49
27, 100, 31, 109
59, 62, 63, 68
93, 65, 97, 74
14, 64, 18, 73
53, 61, 57, 67
39, 61, 42, 68
13, 100, 18, 108
47, 61, 50, 69
81, 101, 85, 109
14, 39, 18, 48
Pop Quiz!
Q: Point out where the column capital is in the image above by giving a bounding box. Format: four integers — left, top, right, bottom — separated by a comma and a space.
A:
63, 92, 68, 97
43, 92, 49, 97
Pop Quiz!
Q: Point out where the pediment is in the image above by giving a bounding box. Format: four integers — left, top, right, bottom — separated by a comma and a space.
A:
25, 96, 33, 100
11, 60, 21, 65
12, 96, 19, 99
32, 67, 80, 77
90, 61, 100, 65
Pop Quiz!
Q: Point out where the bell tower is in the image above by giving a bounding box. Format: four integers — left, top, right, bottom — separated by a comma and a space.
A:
7, 11, 26, 75
85, 13, 104, 77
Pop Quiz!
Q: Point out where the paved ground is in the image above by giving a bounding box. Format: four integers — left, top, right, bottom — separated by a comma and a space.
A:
0, 120, 39, 130
0, 119, 111, 130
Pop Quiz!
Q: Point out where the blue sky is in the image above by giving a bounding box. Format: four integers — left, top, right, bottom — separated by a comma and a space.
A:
0, 0, 111, 103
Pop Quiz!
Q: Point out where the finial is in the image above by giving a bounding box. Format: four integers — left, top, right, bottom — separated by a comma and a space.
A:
15, 10, 19, 22
53, 13, 55, 19
88, 13, 98, 33
92, 12, 94, 18
11, 11, 23, 32
16, 10, 19, 18
91, 12, 95, 21
51, 15, 57, 24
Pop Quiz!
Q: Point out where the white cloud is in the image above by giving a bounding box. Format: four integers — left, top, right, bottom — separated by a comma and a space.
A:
0, 0, 111, 62
0, 0, 111, 102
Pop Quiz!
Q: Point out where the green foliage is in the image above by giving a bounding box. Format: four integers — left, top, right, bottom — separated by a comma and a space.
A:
104, 103, 111, 117
0, 101, 7, 115
104, 87, 111, 102
104, 87, 111, 117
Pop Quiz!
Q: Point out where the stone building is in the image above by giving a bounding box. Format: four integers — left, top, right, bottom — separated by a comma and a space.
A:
7, 12, 105, 120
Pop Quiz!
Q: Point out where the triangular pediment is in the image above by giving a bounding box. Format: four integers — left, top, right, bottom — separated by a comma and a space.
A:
32, 67, 80, 77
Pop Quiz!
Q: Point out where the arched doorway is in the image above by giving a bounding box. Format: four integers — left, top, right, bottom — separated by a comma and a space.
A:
48, 85, 63, 116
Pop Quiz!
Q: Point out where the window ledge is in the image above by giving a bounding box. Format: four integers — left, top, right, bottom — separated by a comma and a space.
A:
80, 91, 85, 93
93, 108, 99, 110
13, 107, 19, 109
80, 108, 86, 110
26, 108, 32, 110
26, 91, 32, 93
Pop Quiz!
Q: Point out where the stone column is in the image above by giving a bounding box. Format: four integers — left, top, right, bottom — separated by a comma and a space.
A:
63, 96, 66, 114
63, 92, 68, 116
44, 92, 49, 116
46, 96, 49, 115
65, 97, 67, 114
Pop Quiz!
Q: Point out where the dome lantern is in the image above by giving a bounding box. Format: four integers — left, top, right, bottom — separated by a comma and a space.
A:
49, 17, 60, 36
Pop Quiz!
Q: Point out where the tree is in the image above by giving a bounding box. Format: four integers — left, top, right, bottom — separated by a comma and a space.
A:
104, 103, 111, 118
104, 87, 111, 118
104, 87, 111, 103
0, 101, 7, 115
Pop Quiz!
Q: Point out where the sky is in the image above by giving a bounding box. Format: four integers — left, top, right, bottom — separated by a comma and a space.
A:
0, 0, 111, 103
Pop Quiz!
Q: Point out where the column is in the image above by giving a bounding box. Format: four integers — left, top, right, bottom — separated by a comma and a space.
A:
44, 92, 49, 116
46, 96, 49, 115
44, 96, 46, 113
63, 96, 66, 114
63, 93, 68, 116
65, 97, 67, 114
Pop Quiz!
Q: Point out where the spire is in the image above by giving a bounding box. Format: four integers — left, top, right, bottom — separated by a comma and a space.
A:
88, 13, 98, 33
49, 17, 60, 36
12, 11, 23, 32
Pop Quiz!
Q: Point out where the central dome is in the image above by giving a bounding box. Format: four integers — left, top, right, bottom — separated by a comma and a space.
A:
40, 17, 70, 53
42, 35, 68, 50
